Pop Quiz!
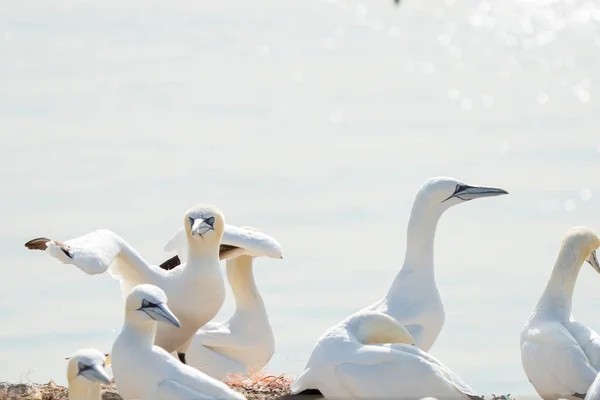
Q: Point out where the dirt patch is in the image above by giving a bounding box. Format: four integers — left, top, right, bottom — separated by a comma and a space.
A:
0, 379, 514, 400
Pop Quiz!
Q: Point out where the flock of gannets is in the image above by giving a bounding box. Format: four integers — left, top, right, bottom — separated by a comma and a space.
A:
22, 176, 600, 400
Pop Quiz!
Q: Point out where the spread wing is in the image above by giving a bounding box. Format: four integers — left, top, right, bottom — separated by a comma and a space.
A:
521, 322, 598, 398
161, 225, 283, 268
25, 229, 167, 295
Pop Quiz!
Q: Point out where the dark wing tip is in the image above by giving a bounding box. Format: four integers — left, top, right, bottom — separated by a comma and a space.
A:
25, 237, 73, 258
60, 247, 73, 258
24, 237, 52, 251
159, 255, 181, 271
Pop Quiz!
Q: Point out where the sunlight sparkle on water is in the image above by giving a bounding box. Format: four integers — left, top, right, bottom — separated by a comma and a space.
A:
564, 199, 576, 212
580, 189, 592, 202
448, 88, 461, 101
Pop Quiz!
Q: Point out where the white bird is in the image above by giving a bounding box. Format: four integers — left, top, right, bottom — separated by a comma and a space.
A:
292, 177, 507, 396
24, 204, 279, 356
162, 226, 278, 379
290, 311, 481, 399
111, 283, 247, 400
66, 349, 112, 400
162, 223, 283, 263
521, 226, 600, 400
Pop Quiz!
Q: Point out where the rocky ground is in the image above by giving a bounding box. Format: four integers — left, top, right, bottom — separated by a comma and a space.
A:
0, 379, 515, 400
0, 373, 304, 400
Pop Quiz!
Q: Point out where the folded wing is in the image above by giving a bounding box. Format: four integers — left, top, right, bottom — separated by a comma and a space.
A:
522, 322, 598, 398
335, 345, 479, 399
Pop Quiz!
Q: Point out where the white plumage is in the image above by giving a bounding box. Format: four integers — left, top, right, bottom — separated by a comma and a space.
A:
66, 349, 112, 400
111, 283, 246, 400
521, 226, 600, 400
26, 204, 238, 354
164, 226, 281, 379
290, 312, 480, 399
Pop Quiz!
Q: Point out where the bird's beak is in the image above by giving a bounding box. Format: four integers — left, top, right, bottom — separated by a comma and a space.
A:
190, 218, 212, 236
80, 364, 112, 385
586, 250, 600, 274
451, 185, 509, 202
143, 302, 181, 328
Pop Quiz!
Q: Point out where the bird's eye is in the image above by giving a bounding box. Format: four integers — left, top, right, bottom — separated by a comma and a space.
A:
141, 299, 151, 308
205, 217, 215, 227
454, 184, 467, 193
78, 363, 91, 373
188, 216, 195, 227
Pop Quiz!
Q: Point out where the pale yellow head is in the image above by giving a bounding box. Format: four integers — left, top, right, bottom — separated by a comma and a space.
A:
560, 226, 600, 273
66, 349, 111, 387
183, 204, 225, 247
354, 313, 416, 346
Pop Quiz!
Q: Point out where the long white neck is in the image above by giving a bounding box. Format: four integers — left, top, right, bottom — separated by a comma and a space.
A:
227, 256, 264, 312
122, 314, 157, 349
532, 243, 584, 321
392, 200, 442, 287
185, 235, 221, 269
68, 380, 101, 400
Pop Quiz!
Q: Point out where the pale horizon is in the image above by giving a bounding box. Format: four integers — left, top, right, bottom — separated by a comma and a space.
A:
1, 0, 600, 397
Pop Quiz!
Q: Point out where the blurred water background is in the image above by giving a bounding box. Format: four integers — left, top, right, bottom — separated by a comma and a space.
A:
1, 0, 600, 396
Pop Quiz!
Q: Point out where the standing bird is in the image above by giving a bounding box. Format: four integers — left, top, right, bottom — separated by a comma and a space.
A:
163, 226, 279, 379
111, 283, 246, 400
159, 224, 283, 366
25, 204, 230, 355
292, 176, 508, 394
521, 226, 600, 400
66, 349, 112, 400
291, 312, 480, 399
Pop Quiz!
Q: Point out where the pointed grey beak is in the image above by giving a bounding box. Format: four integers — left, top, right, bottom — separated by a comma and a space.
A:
586, 250, 600, 274
142, 302, 181, 328
190, 218, 214, 237
80, 364, 112, 385
452, 185, 509, 202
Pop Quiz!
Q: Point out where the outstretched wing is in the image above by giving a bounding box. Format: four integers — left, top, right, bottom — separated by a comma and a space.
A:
161, 225, 283, 267
26, 230, 124, 275
25, 229, 166, 293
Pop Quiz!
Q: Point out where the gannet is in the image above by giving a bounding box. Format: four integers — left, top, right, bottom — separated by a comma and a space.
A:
66, 349, 111, 400
24, 204, 230, 355
111, 283, 246, 400
292, 176, 507, 395
290, 311, 481, 399
521, 226, 600, 400
161, 226, 278, 379
159, 224, 283, 365
161, 223, 284, 265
